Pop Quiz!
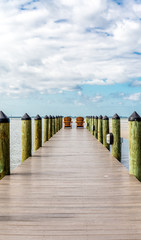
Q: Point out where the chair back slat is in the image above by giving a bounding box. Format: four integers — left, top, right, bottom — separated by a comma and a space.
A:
76, 116, 85, 128
64, 117, 72, 128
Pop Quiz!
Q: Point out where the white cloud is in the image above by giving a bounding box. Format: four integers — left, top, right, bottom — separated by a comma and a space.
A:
0, 0, 141, 96
74, 100, 84, 106
132, 80, 141, 86
90, 95, 103, 102
124, 92, 141, 101
77, 91, 82, 96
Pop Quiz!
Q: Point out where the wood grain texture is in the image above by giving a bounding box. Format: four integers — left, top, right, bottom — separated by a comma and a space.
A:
0, 128, 140, 239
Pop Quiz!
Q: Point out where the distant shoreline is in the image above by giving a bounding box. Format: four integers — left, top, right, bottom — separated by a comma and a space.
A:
9, 116, 129, 119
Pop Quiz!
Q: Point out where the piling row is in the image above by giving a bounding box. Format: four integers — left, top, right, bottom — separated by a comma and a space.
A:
86, 114, 121, 162
86, 111, 141, 182
0, 111, 63, 180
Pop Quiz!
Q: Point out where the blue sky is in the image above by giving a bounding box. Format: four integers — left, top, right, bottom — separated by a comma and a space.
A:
0, 0, 141, 117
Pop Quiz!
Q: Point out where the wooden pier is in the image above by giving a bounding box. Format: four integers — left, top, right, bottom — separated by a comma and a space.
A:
0, 127, 141, 239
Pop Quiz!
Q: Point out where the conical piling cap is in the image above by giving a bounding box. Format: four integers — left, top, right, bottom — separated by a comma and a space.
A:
103, 115, 109, 120
128, 111, 141, 121
49, 115, 52, 119
95, 116, 98, 119
44, 115, 49, 119
34, 114, 41, 120
112, 113, 120, 119
99, 115, 103, 119
21, 113, 31, 120
0, 111, 9, 123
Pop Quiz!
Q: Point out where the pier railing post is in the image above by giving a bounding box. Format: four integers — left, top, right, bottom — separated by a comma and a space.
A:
48, 116, 52, 139
52, 116, 55, 136
43, 115, 49, 143
129, 111, 141, 180
87, 117, 89, 131
88, 116, 90, 131
94, 116, 98, 139
98, 115, 103, 143
91, 116, 93, 132
91, 116, 94, 135
103, 116, 110, 150
112, 114, 121, 161
0, 111, 10, 179
55, 116, 58, 133
89, 116, 92, 132
93, 116, 95, 135
57, 116, 59, 131
21, 113, 32, 162
59, 116, 61, 130
61, 116, 63, 129
34, 115, 42, 151
53, 116, 56, 134
92, 116, 95, 135
86, 116, 88, 129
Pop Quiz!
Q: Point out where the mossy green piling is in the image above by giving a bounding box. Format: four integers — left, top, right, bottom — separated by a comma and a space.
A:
112, 114, 121, 161
0, 111, 10, 179
103, 116, 110, 150
129, 111, 141, 181
34, 115, 42, 151
21, 113, 32, 162
98, 115, 103, 143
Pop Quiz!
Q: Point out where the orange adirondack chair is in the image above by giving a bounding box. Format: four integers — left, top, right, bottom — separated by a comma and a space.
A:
76, 117, 85, 128
64, 117, 72, 128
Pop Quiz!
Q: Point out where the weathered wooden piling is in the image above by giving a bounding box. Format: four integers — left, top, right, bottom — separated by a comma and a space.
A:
94, 116, 98, 139
0, 111, 10, 179
61, 116, 63, 128
103, 116, 110, 150
48, 116, 52, 139
98, 115, 103, 143
88, 116, 91, 131
86, 116, 88, 129
93, 116, 95, 135
60, 116, 63, 129
89, 116, 92, 133
57, 116, 60, 131
92, 116, 95, 135
56, 116, 59, 132
87, 116, 89, 130
43, 115, 49, 143
90, 116, 94, 134
90, 116, 94, 135
58, 116, 61, 130
52, 116, 55, 136
55, 116, 58, 133
21, 113, 32, 162
60, 116, 62, 130
112, 113, 121, 161
34, 115, 42, 151
129, 111, 141, 181
54, 116, 57, 134
89, 116, 92, 132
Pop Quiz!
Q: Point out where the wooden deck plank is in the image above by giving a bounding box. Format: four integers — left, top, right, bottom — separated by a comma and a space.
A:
0, 128, 140, 239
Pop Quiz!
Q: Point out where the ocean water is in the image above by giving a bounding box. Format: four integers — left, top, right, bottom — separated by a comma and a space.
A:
10, 118, 36, 170
110, 139, 129, 169
10, 118, 129, 171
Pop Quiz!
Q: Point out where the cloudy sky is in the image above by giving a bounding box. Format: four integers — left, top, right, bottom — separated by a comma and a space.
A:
0, 0, 141, 117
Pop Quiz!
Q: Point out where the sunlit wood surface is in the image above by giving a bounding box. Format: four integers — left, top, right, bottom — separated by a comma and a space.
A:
0, 127, 140, 239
